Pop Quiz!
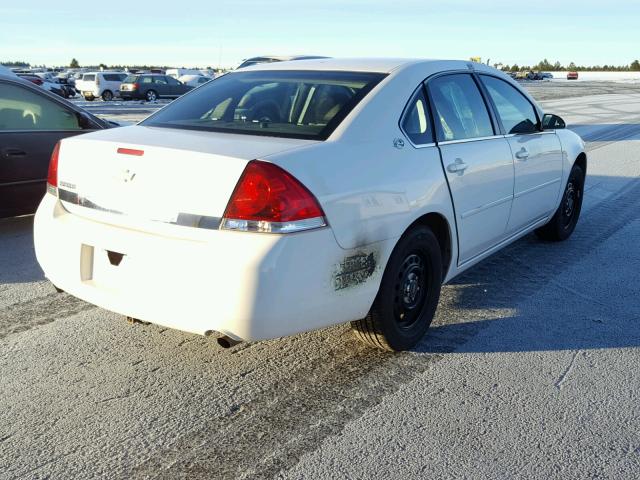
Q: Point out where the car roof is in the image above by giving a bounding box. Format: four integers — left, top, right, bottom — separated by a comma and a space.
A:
236, 57, 480, 74
85, 71, 124, 74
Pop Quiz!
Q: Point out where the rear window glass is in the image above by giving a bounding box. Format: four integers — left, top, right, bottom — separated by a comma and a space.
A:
123, 75, 138, 83
82, 74, 95, 81
142, 70, 386, 140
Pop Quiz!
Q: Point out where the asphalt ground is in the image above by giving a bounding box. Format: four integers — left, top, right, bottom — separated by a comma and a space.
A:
1, 82, 639, 479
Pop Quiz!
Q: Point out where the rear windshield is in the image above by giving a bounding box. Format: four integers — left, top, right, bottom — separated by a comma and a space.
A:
82, 74, 95, 81
123, 75, 138, 83
142, 70, 386, 140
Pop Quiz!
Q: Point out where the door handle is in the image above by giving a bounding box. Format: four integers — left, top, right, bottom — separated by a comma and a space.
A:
515, 147, 529, 160
447, 158, 468, 176
1, 148, 27, 159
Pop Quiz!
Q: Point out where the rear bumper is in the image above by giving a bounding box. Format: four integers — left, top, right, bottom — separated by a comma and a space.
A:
119, 91, 142, 99
34, 194, 388, 341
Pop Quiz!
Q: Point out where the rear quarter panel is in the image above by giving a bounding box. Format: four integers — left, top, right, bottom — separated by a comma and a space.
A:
266, 62, 459, 280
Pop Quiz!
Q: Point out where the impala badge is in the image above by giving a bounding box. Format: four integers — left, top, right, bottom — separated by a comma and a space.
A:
122, 169, 136, 183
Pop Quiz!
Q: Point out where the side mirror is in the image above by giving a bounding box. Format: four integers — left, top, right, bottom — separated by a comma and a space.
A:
542, 113, 566, 130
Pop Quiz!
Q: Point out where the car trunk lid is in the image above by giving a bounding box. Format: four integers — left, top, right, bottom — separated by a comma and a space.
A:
57, 125, 315, 234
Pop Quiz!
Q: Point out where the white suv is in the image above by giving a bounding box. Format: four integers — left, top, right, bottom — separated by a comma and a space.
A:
76, 72, 127, 101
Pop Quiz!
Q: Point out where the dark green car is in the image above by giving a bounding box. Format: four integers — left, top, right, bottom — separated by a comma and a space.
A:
119, 74, 194, 102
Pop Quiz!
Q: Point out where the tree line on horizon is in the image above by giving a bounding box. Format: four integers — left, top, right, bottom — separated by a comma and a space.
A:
498, 58, 640, 72
4, 57, 640, 73
2, 58, 222, 71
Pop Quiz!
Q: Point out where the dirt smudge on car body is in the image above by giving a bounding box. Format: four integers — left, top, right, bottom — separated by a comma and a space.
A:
333, 251, 377, 291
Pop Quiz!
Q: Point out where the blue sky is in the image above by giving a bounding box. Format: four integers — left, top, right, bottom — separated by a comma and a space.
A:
1, 0, 638, 68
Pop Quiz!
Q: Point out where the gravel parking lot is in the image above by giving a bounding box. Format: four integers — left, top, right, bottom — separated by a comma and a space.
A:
1, 82, 639, 479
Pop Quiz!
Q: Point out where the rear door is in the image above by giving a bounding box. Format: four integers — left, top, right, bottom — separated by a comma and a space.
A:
0, 80, 90, 217
479, 75, 563, 234
427, 73, 515, 264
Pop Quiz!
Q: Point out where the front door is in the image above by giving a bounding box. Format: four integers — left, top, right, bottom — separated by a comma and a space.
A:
427, 73, 515, 264
479, 75, 563, 233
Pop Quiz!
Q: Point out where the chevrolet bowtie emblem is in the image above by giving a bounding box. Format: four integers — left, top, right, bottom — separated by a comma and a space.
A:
122, 169, 136, 182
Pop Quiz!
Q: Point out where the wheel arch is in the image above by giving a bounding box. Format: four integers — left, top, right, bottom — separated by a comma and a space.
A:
574, 151, 587, 175
401, 212, 453, 282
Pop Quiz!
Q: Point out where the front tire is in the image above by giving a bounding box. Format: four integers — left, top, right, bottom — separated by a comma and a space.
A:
535, 164, 584, 241
351, 226, 443, 351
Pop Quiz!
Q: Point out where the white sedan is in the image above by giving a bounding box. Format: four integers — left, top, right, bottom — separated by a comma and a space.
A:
34, 58, 586, 351
178, 74, 214, 87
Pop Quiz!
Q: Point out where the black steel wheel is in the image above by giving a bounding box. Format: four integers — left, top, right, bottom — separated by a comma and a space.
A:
535, 164, 584, 241
352, 226, 443, 351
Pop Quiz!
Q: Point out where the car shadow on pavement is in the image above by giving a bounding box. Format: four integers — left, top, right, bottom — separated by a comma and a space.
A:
569, 123, 640, 143
416, 174, 640, 355
0, 215, 45, 284
420, 310, 640, 354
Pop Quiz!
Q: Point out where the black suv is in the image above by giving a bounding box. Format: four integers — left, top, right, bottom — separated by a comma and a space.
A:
119, 74, 193, 101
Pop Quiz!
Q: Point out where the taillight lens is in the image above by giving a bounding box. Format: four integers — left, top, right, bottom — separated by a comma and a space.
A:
221, 160, 326, 233
47, 141, 60, 196
131, 83, 139, 90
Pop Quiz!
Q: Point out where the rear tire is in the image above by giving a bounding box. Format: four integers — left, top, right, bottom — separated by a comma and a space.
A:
145, 90, 158, 102
535, 164, 584, 241
101, 90, 113, 101
351, 226, 442, 351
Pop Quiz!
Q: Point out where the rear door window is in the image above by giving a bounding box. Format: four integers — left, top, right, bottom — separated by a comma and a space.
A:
82, 74, 95, 82
480, 75, 539, 134
428, 74, 494, 141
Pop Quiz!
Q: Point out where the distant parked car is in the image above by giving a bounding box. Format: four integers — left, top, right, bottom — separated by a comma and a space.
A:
56, 72, 76, 88
34, 72, 60, 84
119, 74, 194, 101
167, 68, 202, 79
236, 55, 329, 69
76, 71, 128, 101
0, 73, 116, 218
17, 74, 66, 98
567, 71, 579, 80
178, 74, 213, 87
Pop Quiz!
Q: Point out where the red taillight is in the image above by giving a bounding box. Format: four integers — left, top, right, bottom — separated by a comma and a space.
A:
222, 160, 326, 233
131, 83, 139, 90
32, 78, 43, 85
47, 141, 60, 195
